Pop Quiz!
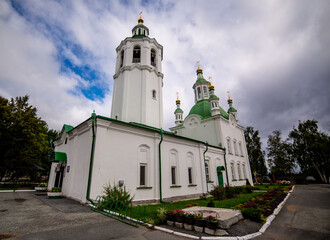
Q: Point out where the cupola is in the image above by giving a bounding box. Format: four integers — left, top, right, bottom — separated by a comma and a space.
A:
208, 77, 220, 116
192, 62, 211, 103
227, 91, 237, 118
132, 13, 149, 37
174, 92, 184, 126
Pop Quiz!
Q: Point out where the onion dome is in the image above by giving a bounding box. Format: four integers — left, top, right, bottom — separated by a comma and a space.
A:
132, 15, 149, 37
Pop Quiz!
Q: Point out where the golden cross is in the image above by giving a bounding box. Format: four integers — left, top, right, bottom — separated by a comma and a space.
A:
226, 90, 231, 99
208, 76, 212, 84
139, 11, 143, 18
196, 61, 200, 68
176, 92, 179, 100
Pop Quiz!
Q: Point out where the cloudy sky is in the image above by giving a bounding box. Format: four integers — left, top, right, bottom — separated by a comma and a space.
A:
1, 0, 329, 147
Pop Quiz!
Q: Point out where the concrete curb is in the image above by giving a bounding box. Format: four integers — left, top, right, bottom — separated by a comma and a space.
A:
89, 186, 295, 240
0, 190, 36, 193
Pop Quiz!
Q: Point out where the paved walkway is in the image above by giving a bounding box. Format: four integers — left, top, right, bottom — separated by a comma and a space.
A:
0, 191, 183, 240
255, 184, 330, 240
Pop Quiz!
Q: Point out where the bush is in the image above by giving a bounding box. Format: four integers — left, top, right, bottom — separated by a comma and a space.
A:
225, 186, 236, 199
241, 208, 264, 223
244, 185, 253, 193
103, 182, 134, 206
210, 186, 225, 200
51, 187, 61, 192
207, 199, 215, 207
155, 207, 167, 224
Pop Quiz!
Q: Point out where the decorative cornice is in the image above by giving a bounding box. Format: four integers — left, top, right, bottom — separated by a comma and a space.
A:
113, 64, 164, 79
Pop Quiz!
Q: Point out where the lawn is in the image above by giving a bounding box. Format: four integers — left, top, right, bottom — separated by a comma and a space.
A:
140, 192, 264, 220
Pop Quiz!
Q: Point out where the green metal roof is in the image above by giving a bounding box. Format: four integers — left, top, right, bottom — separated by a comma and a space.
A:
174, 108, 183, 114
195, 77, 208, 83
209, 94, 219, 100
220, 107, 229, 119
228, 106, 237, 113
188, 99, 212, 119
217, 166, 225, 171
54, 152, 67, 162
64, 124, 74, 133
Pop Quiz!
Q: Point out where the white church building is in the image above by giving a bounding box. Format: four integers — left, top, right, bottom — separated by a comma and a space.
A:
48, 17, 253, 204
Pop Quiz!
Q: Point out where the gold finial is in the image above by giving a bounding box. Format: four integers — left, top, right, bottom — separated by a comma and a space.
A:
138, 11, 144, 23
196, 60, 202, 73
227, 91, 233, 103
208, 76, 214, 90
176, 92, 180, 104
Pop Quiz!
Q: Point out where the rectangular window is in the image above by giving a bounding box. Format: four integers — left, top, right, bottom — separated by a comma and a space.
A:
140, 165, 146, 186
197, 87, 201, 99
205, 163, 210, 182
171, 167, 176, 185
188, 168, 192, 184
203, 86, 208, 98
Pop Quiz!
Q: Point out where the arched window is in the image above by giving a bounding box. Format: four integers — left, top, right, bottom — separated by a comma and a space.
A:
133, 46, 141, 63
237, 162, 242, 179
120, 50, 124, 68
239, 142, 243, 156
197, 87, 201, 99
187, 152, 194, 185
151, 49, 156, 67
152, 90, 156, 99
138, 145, 150, 186
170, 149, 178, 185
230, 162, 235, 180
242, 163, 247, 179
233, 139, 238, 156
227, 138, 232, 154
205, 162, 210, 182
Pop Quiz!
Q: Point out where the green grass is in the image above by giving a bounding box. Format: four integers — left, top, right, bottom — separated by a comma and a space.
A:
253, 185, 290, 191
138, 192, 264, 220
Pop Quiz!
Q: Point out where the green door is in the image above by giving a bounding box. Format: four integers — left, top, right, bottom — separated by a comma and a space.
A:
217, 166, 225, 187
217, 171, 224, 187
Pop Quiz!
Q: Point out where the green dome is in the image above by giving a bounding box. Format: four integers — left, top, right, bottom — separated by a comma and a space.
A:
220, 107, 229, 119
228, 106, 237, 113
209, 94, 219, 101
174, 108, 183, 114
188, 99, 212, 119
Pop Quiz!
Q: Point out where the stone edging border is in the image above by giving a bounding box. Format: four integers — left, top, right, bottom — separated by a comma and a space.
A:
0, 190, 36, 193
89, 186, 295, 240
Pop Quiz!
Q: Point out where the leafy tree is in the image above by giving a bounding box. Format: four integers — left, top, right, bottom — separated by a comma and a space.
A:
0, 95, 58, 181
289, 120, 330, 183
267, 130, 295, 179
244, 126, 267, 182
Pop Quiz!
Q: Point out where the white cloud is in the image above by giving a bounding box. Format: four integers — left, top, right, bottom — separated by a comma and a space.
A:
0, 0, 329, 145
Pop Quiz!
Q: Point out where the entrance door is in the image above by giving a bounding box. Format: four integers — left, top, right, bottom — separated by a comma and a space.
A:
54, 165, 65, 188
217, 171, 224, 187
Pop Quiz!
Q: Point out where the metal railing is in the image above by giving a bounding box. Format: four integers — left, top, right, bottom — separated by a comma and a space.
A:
92, 196, 146, 227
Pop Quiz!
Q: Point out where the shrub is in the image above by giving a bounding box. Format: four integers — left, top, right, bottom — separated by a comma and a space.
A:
210, 186, 225, 200
241, 208, 264, 223
199, 193, 207, 200
225, 186, 236, 199
155, 207, 167, 224
50, 187, 61, 192
38, 183, 47, 187
207, 199, 215, 207
244, 185, 253, 193
205, 215, 218, 222
103, 182, 134, 207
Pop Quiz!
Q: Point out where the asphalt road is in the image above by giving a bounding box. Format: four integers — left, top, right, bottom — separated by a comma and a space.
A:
1, 185, 329, 240
255, 184, 330, 240
0, 191, 184, 240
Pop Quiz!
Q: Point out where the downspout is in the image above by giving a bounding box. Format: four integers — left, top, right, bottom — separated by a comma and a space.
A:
203, 142, 209, 193
223, 148, 229, 186
158, 129, 166, 203
86, 112, 96, 205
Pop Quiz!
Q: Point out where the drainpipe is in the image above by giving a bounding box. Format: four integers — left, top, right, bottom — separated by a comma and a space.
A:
86, 112, 96, 205
158, 129, 166, 203
223, 148, 229, 187
203, 142, 209, 193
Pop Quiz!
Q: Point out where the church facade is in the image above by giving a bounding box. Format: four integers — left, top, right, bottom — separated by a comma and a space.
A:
48, 17, 253, 204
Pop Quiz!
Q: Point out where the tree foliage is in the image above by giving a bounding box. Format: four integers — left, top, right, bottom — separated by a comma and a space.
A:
267, 130, 295, 179
289, 120, 329, 183
244, 126, 267, 181
0, 95, 58, 181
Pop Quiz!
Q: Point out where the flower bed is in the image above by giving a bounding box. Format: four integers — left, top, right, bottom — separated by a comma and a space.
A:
234, 187, 289, 222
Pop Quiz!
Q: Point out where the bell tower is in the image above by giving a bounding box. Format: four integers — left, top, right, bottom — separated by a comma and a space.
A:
111, 16, 164, 128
